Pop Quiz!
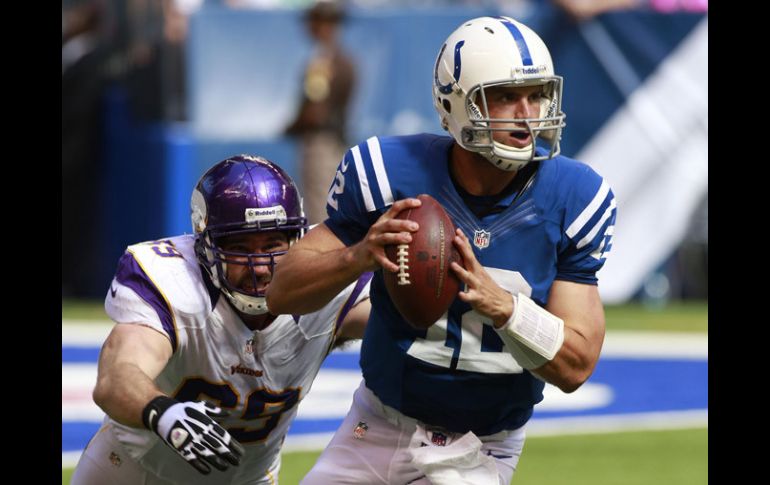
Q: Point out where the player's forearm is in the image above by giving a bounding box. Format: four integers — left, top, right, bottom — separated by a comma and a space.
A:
93, 363, 166, 429
532, 326, 601, 393
268, 243, 367, 315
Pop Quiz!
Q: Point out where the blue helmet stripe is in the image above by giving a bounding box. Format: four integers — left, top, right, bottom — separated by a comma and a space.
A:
497, 17, 533, 66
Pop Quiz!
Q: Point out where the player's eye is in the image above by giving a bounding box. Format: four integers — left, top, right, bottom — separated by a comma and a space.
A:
496, 92, 518, 102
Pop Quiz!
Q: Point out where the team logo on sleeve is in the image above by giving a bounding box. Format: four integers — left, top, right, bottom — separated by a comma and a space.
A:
473, 229, 491, 249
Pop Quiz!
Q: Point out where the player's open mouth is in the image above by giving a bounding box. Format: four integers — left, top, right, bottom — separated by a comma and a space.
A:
507, 131, 531, 146
242, 284, 268, 294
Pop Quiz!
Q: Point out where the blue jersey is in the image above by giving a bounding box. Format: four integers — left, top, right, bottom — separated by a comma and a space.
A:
325, 133, 616, 436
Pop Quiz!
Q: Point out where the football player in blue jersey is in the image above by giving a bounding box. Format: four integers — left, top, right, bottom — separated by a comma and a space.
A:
268, 15, 616, 485
71, 155, 372, 485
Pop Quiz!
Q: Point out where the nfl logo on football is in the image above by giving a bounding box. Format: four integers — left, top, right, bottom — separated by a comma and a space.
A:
473, 230, 491, 249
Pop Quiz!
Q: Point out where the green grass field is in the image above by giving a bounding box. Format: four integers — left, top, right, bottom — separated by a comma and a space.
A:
62, 300, 707, 484
62, 299, 708, 332
61, 428, 707, 485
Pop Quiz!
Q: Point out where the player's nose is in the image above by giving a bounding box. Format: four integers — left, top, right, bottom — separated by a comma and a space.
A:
512, 98, 538, 119
251, 260, 270, 272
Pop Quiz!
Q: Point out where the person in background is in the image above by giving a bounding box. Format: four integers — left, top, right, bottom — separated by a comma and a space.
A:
285, 0, 357, 225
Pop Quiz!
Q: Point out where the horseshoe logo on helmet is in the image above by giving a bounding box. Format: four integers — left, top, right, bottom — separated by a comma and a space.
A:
434, 40, 465, 95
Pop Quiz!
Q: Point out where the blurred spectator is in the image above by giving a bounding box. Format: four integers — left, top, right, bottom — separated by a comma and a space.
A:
161, 0, 201, 120
119, 0, 196, 121
62, 0, 108, 298
551, 0, 707, 22
552, 0, 641, 22
673, 193, 708, 299
284, 0, 356, 225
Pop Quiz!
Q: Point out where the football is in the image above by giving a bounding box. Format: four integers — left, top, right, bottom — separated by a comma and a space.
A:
383, 194, 462, 329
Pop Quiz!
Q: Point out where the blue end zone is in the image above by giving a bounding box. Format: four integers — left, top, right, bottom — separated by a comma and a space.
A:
318, 352, 359, 370
63, 347, 707, 456
62, 422, 101, 452
62, 347, 101, 363
533, 359, 707, 419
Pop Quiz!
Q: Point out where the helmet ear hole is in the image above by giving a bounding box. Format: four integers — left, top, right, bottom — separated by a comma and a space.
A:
442, 98, 452, 113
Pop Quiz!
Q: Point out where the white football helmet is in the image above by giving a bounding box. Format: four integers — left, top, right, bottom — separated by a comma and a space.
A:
433, 16, 566, 171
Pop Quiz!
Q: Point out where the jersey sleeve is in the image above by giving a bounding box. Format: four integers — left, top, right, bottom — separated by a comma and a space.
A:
296, 271, 373, 339
104, 251, 179, 351
333, 271, 372, 337
557, 170, 617, 285
324, 137, 395, 245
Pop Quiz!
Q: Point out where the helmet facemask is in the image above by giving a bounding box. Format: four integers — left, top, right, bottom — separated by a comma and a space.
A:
196, 224, 302, 315
461, 77, 565, 171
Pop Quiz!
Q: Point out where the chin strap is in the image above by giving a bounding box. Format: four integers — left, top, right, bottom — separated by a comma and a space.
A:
222, 287, 269, 315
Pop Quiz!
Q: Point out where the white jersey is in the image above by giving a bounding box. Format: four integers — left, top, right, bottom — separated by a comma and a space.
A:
102, 235, 370, 484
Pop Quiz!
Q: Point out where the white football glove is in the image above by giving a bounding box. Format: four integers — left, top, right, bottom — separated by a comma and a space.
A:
142, 396, 245, 475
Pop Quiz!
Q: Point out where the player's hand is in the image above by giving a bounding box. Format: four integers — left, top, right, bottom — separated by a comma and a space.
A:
351, 198, 421, 273
143, 396, 245, 475
450, 228, 514, 327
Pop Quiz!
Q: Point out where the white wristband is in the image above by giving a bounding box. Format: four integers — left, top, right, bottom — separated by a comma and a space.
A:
495, 293, 565, 369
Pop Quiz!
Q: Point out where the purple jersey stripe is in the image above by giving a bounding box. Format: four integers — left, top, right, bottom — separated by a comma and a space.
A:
115, 251, 178, 351
334, 272, 373, 334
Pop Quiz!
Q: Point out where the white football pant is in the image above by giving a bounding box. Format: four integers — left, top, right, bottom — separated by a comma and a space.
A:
301, 380, 526, 485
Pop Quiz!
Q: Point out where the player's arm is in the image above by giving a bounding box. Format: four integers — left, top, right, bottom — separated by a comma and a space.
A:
92, 323, 172, 428
450, 228, 603, 393
94, 322, 244, 474
332, 297, 371, 349
267, 198, 421, 315
534, 280, 604, 391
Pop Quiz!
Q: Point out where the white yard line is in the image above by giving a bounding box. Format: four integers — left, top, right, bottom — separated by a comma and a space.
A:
62, 321, 708, 358
62, 451, 82, 469
61, 321, 113, 345
601, 330, 707, 359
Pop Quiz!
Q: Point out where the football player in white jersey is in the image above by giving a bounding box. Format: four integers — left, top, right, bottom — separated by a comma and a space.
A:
268, 16, 616, 485
71, 155, 372, 485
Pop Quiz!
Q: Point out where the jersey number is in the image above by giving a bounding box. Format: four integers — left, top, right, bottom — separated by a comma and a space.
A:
406, 267, 532, 374
144, 239, 184, 259
326, 157, 349, 211
174, 378, 300, 444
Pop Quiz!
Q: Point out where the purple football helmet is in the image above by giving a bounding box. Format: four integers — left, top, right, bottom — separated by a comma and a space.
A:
191, 154, 307, 315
